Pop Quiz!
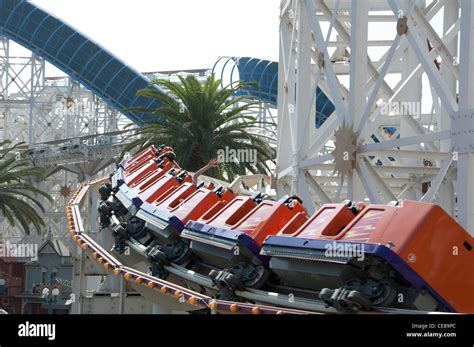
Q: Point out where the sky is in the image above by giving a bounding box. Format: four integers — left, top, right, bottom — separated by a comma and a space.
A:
31, 0, 281, 75
17, 0, 446, 115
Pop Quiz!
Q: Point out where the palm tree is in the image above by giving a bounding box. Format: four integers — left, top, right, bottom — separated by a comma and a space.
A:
122, 74, 275, 181
0, 140, 52, 235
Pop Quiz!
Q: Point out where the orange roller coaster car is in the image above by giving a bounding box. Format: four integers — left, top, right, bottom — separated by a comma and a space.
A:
263, 200, 474, 313
105, 146, 474, 313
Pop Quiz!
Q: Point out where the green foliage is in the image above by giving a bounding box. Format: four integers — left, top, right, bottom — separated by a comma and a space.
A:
121, 74, 275, 181
0, 140, 52, 235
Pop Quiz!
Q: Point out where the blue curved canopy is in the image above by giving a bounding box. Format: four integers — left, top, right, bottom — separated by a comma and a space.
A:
213, 57, 335, 128
0, 0, 162, 126
1, 2, 335, 129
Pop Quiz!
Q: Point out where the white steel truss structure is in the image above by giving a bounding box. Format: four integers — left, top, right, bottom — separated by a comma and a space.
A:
0, 37, 279, 242
277, 0, 474, 235
0, 37, 132, 243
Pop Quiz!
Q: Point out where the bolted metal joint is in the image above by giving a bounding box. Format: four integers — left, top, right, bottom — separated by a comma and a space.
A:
397, 16, 408, 36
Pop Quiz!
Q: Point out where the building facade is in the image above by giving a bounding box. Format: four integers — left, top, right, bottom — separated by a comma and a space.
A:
0, 257, 26, 314
20, 238, 74, 314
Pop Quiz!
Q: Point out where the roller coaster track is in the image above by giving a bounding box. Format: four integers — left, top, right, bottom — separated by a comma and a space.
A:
66, 177, 431, 315
1, 1, 453, 315
66, 179, 315, 315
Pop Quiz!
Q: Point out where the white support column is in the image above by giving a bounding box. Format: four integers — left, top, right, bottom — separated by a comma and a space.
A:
395, 0, 458, 116
28, 55, 35, 146
456, 0, 474, 235
304, 0, 347, 119
438, 0, 458, 214
355, 158, 383, 203
347, 0, 368, 201
420, 156, 454, 202
348, 0, 368, 130
87, 175, 99, 233
289, 1, 315, 211
118, 275, 125, 314
304, 171, 332, 204
276, 2, 296, 198
400, 11, 423, 200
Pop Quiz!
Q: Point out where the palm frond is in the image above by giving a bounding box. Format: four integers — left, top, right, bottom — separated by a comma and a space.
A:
120, 74, 275, 179
0, 143, 52, 235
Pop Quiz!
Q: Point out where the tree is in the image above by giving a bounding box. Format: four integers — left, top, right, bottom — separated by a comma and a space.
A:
0, 140, 52, 235
122, 74, 275, 181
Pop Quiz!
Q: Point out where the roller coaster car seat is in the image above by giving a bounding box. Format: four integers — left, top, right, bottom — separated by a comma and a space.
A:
137, 185, 236, 245
167, 185, 236, 229
113, 169, 189, 214
136, 170, 191, 204
181, 195, 307, 271
127, 159, 177, 189
137, 185, 238, 275
262, 200, 474, 313
123, 144, 174, 172
117, 169, 181, 207
276, 202, 358, 238
123, 145, 160, 171
124, 155, 177, 186
153, 181, 198, 209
